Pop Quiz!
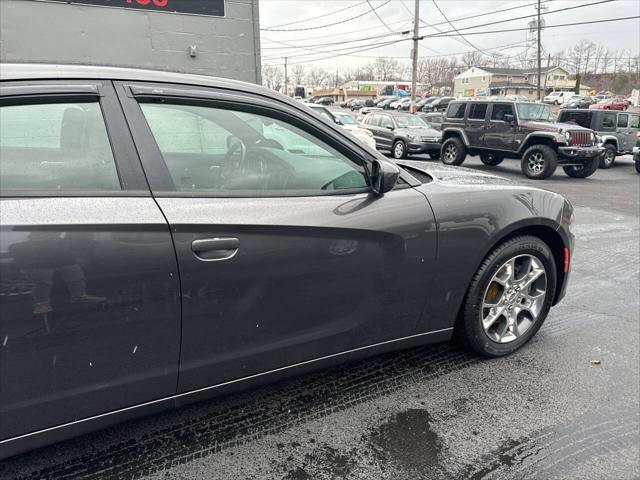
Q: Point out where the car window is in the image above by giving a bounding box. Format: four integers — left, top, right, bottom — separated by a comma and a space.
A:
490, 104, 514, 121
630, 115, 640, 129
0, 101, 121, 191
395, 115, 427, 128
558, 110, 592, 128
366, 114, 380, 126
139, 102, 369, 193
309, 106, 334, 123
601, 112, 616, 130
468, 103, 488, 120
446, 102, 466, 119
617, 114, 628, 128
380, 116, 394, 128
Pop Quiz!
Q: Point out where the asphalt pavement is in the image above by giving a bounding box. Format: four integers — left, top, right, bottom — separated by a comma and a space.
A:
1, 155, 638, 480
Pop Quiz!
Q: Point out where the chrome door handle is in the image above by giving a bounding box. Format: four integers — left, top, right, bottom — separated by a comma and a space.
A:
191, 237, 239, 261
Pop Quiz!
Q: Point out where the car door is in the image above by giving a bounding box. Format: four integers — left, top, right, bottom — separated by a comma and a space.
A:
465, 102, 489, 147
115, 82, 437, 395
628, 114, 640, 150
0, 81, 180, 441
616, 113, 630, 151
485, 103, 517, 151
364, 114, 383, 148
378, 115, 396, 150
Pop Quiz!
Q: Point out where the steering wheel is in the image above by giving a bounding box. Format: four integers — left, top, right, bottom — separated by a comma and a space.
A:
223, 139, 247, 171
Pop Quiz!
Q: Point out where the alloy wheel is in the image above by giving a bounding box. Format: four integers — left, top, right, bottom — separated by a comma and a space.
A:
444, 144, 457, 161
527, 152, 545, 174
481, 254, 547, 344
603, 149, 615, 166
394, 142, 404, 158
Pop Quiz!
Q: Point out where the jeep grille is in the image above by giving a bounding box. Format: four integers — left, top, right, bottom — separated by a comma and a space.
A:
569, 131, 593, 147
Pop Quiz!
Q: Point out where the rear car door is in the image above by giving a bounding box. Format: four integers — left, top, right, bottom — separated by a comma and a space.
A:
378, 115, 395, 150
628, 114, 640, 151
116, 82, 437, 395
465, 102, 489, 147
616, 113, 630, 151
485, 103, 516, 151
0, 81, 180, 441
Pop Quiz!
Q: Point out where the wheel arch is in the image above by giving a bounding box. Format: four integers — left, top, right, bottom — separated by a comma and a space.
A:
441, 128, 469, 146
519, 135, 558, 153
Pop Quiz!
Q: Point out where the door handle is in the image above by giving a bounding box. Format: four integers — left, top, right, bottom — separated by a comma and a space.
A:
191, 237, 239, 261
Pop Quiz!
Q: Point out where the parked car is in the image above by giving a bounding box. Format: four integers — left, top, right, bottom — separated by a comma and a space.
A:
589, 98, 628, 111
440, 100, 602, 179
415, 97, 432, 110
315, 96, 334, 106
340, 98, 355, 108
373, 96, 393, 107
542, 91, 573, 105
0, 63, 575, 459
416, 112, 445, 131
557, 109, 640, 168
379, 98, 397, 110
349, 99, 366, 111
423, 96, 454, 112
355, 106, 383, 122
389, 97, 412, 111
361, 111, 442, 159
560, 95, 594, 109
306, 104, 376, 149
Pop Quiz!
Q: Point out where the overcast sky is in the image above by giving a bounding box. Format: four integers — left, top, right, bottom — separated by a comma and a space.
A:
258, 0, 640, 70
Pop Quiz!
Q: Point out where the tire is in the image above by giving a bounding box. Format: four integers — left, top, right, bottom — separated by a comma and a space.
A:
458, 235, 557, 357
635, 158, 640, 174
521, 144, 557, 179
598, 144, 616, 168
392, 140, 407, 159
563, 157, 599, 178
441, 137, 467, 166
480, 153, 504, 166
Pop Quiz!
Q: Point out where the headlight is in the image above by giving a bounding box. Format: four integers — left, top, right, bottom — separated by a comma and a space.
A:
590, 132, 596, 143
406, 134, 416, 140
564, 131, 571, 142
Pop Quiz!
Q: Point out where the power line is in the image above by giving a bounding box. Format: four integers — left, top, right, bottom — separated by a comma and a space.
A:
286, 38, 408, 66
425, 15, 640, 38
261, 0, 391, 32
366, 0, 396, 33
261, 1, 367, 30
431, 0, 488, 55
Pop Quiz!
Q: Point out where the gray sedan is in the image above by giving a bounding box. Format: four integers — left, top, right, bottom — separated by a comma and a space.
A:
0, 63, 574, 459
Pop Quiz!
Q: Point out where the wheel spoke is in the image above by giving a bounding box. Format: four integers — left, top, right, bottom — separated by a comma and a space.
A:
482, 305, 506, 329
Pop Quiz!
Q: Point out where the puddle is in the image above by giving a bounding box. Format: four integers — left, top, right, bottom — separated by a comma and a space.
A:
369, 409, 442, 473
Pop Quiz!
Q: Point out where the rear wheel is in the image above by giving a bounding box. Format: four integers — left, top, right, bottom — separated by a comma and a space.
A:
521, 144, 557, 179
563, 157, 599, 178
441, 137, 467, 166
635, 159, 640, 173
392, 140, 407, 159
458, 236, 556, 357
480, 153, 504, 166
598, 144, 616, 168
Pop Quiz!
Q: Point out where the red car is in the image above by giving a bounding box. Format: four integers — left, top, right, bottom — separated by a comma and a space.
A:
589, 98, 628, 110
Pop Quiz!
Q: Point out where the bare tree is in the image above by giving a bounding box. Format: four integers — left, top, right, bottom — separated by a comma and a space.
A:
373, 57, 398, 81
261, 64, 284, 92
306, 67, 329, 89
461, 51, 483, 68
290, 64, 306, 87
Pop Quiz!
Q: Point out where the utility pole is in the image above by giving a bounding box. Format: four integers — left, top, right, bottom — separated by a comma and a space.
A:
410, 0, 420, 112
536, 0, 542, 101
284, 56, 288, 96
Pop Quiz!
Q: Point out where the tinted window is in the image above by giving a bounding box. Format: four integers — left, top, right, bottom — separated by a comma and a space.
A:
446, 102, 466, 119
468, 103, 488, 120
490, 104, 514, 121
630, 115, 640, 129
140, 103, 368, 193
0, 101, 120, 191
601, 113, 616, 129
617, 114, 628, 128
558, 110, 593, 129
366, 114, 381, 126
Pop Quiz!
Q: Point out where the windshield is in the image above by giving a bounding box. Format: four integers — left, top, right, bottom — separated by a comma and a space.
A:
516, 103, 553, 122
336, 114, 358, 125
395, 115, 428, 128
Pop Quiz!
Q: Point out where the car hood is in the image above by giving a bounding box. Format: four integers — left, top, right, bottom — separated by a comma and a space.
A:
519, 120, 590, 133
397, 161, 516, 186
397, 126, 441, 136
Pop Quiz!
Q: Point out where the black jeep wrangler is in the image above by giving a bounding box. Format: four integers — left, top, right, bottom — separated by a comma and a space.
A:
557, 109, 640, 169
440, 100, 603, 179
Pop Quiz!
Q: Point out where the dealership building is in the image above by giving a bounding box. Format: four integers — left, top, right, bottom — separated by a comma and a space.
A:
0, 0, 262, 83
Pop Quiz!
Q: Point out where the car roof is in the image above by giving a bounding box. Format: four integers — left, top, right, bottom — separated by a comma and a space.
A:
0, 62, 295, 105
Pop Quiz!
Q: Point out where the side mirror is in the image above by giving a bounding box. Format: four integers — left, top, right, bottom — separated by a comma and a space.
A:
503, 114, 515, 123
385, 124, 394, 131
334, 117, 343, 125
370, 159, 400, 195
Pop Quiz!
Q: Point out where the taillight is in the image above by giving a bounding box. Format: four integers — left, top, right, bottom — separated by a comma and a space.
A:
563, 247, 570, 273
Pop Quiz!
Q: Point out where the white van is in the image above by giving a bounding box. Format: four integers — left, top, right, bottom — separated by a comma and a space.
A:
543, 91, 573, 105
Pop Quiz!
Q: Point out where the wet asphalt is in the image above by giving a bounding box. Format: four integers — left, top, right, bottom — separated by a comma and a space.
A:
1, 155, 638, 480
